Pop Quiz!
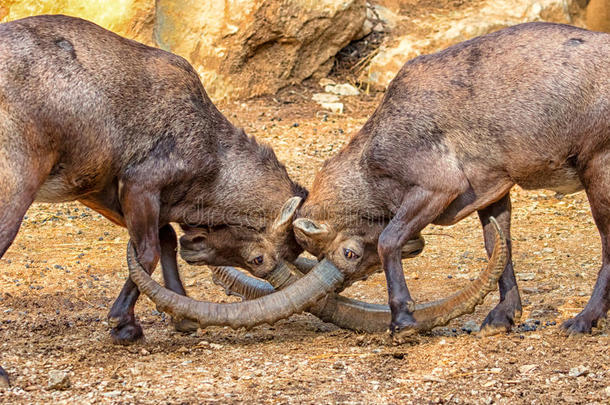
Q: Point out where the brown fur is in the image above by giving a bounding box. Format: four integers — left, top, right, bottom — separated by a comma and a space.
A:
296, 23, 610, 336
0, 14, 305, 362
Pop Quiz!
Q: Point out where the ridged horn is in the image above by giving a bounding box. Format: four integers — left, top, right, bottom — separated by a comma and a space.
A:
128, 241, 344, 330
210, 217, 507, 333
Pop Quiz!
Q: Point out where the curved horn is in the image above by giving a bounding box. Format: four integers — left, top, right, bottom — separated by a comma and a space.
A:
210, 217, 507, 333
406, 216, 507, 330
128, 241, 344, 329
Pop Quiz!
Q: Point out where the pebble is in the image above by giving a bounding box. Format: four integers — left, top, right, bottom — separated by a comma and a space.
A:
518, 364, 537, 374
324, 83, 360, 96
102, 390, 122, 398
312, 93, 340, 103
332, 361, 345, 370
47, 370, 70, 390
568, 365, 588, 377
517, 272, 536, 281
320, 102, 344, 114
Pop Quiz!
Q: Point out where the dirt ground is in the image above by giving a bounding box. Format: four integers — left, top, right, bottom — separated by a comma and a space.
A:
0, 89, 609, 404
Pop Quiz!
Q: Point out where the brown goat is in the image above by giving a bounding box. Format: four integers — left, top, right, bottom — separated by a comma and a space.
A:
293, 22, 610, 340
0, 15, 309, 386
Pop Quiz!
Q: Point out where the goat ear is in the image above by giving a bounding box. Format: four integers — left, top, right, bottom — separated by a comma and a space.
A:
272, 196, 302, 234
293, 218, 331, 241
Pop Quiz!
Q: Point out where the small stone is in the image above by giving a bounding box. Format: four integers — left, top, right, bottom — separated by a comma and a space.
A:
102, 390, 122, 398
422, 375, 446, 383
410, 272, 419, 280
519, 364, 537, 374
320, 102, 344, 114
568, 365, 588, 377
312, 93, 340, 103
324, 83, 360, 96
210, 343, 223, 350
604, 386, 610, 397
318, 78, 336, 87
517, 273, 535, 281
47, 370, 70, 390
140, 348, 150, 356
332, 361, 345, 370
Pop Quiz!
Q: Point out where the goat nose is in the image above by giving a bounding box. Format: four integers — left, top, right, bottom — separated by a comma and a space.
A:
179, 235, 203, 250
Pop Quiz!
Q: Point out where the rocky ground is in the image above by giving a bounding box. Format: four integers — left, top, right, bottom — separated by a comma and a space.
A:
0, 90, 609, 404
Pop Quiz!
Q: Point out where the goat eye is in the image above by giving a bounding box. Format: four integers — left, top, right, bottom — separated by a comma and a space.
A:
250, 255, 264, 266
343, 248, 360, 260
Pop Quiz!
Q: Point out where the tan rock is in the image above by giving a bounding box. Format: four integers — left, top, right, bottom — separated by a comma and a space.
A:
586, 0, 610, 33
362, 0, 588, 89
0, 0, 155, 45
155, 0, 366, 100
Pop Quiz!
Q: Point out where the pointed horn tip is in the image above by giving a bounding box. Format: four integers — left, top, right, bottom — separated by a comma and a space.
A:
489, 216, 506, 243
406, 214, 508, 330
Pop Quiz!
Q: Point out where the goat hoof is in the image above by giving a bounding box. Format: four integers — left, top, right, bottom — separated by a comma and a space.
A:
390, 312, 419, 345
172, 317, 199, 333
561, 312, 606, 335
480, 294, 522, 336
110, 322, 144, 345
0, 366, 9, 388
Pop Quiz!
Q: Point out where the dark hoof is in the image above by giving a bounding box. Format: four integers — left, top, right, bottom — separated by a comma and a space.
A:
390, 306, 419, 344
0, 366, 9, 388
110, 321, 144, 345
561, 312, 606, 335
172, 317, 199, 333
480, 306, 522, 337
480, 288, 522, 337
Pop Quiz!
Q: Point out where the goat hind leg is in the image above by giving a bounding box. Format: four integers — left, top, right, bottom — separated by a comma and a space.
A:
563, 153, 610, 334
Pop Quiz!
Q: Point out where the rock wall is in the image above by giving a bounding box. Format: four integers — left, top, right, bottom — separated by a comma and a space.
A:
0, 0, 606, 98
0, 0, 155, 45
586, 0, 610, 32
362, 0, 592, 89
0, 0, 366, 100
154, 0, 366, 100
